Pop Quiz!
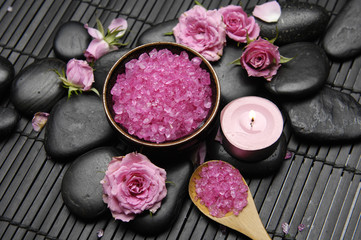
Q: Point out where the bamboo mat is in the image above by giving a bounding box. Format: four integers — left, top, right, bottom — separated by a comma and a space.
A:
0, 0, 360, 239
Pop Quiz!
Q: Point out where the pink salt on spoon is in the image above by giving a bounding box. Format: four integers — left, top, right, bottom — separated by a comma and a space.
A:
188, 160, 271, 240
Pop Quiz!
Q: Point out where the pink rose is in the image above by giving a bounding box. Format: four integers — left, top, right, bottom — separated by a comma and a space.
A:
173, 5, 226, 61
240, 38, 281, 81
219, 5, 260, 43
101, 153, 167, 222
66, 59, 94, 91
84, 17, 127, 62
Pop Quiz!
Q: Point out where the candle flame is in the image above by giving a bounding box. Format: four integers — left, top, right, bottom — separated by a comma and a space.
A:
249, 110, 256, 122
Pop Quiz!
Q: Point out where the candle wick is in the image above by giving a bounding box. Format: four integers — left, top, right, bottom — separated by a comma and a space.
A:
250, 118, 255, 128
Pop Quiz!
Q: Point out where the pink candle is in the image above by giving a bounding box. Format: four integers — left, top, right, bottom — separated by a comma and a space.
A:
220, 96, 283, 161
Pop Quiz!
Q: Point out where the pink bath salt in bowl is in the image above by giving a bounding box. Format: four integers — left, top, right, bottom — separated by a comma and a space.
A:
110, 48, 213, 143
195, 161, 248, 218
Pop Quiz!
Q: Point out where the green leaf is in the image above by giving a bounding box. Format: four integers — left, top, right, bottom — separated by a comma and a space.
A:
90, 87, 100, 97
67, 87, 82, 99
96, 18, 105, 36
280, 55, 293, 64
229, 58, 241, 65
165, 180, 175, 186
268, 26, 279, 44
194, 0, 202, 6
112, 42, 128, 47
163, 31, 174, 36
194, 0, 206, 9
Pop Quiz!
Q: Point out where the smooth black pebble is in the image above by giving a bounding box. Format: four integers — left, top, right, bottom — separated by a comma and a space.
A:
254, 1, 330, 45
61, 147, 121, 221
283, 87, 361, 142
212, 43, 265, 107
0, 107, 19, 140
137, 20, 177, 46
10, 59, 67, 117
0, 56, 14, 99
53, 21, 91, 62
93, 48, 129, 93
266, 42, 329, 99
44, 94, 115, 161
322, 0, 361, 60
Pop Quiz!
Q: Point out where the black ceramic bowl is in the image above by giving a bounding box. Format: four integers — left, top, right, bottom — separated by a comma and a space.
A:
103, 42, 220, 153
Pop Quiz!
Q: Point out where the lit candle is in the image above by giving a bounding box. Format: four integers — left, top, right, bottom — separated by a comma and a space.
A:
220, 96, 283, 161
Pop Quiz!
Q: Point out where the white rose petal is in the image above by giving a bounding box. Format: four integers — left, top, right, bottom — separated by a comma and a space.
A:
252, 1, 281, 23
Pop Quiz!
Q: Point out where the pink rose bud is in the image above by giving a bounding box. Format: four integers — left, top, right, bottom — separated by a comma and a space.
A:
219, 5, 260, 43
32, 112, 49, 132
66, 59, 94, 91
84, 39, 118, 62
241, 38, 281, 81
173, 5, 226, 61
100, 153, 167, 222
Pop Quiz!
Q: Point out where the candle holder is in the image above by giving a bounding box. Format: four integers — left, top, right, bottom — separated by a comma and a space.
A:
220, 96, 284, 162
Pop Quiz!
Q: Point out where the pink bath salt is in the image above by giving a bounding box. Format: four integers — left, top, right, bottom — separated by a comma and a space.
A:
111, 48, 213, 143
195, 161, 248, 218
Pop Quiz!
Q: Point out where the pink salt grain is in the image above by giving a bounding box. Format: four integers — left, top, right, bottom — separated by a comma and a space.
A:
195, 161, 248, 218
111, 48, 213, 143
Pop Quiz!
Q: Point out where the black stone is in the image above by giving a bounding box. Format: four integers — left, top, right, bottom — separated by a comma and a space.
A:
0, 107, 19, 140
283, 87, 361, 142
266, 42, 329, 99
253, 1, 330, 45
53, 21, 91, 62
206, 134, 287, 178
127, 154, 194, 235
44, 94, 115, 161
212, 43, 265, 107
137, 21, 263, 107
61, 147, 121, 221
0, 56, 14, 99
322, 0, 361, 60
137, 19, 177, 46
93, 48, 129, 93
10, 58, 67, 117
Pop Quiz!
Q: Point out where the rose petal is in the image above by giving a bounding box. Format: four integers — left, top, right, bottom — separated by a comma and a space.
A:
298, 223, 306, 232
282, 222, 290, 234
97, 229, 104, 238
32, 112, 50, 132
252, 1, 281, 23
108, 17, 128, 38
84, 24, 104, 39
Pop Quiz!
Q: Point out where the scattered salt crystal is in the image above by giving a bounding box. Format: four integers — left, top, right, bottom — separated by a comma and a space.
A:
111, 48, 212, 143
195, 161, 248, 218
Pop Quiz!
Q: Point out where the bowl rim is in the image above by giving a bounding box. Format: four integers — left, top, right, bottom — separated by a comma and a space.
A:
103, 41, 220, 148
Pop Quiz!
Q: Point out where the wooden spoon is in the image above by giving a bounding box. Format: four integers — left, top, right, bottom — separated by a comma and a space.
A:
188, 160, 271, 240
